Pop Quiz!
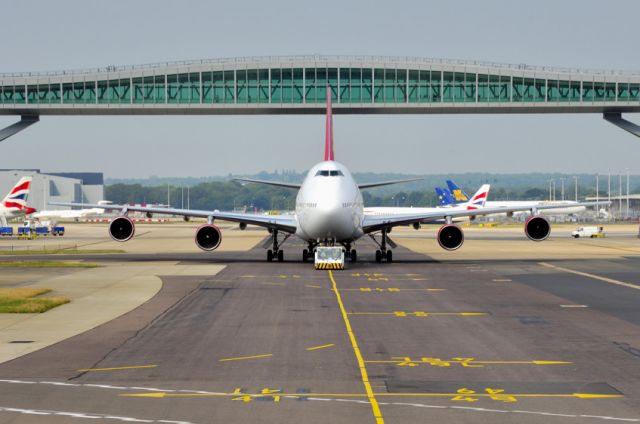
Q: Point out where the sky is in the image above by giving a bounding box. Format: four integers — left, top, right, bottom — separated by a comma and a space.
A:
1, 0, 640, 178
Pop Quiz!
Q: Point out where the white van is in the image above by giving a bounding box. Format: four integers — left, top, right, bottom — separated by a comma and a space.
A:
571, 226, 604, 238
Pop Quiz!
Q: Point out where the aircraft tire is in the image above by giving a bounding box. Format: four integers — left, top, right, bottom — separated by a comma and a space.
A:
386, 249, 393, 263
351, 249, 357, 263
267, 250, 273, 262
277, 250, 284, 262
375, 250, 382, 263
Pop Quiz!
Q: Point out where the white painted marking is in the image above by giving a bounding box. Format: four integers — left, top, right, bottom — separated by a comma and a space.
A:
0, 406, 197, 423
540, 262, 640, 291
560, 304, 589, 308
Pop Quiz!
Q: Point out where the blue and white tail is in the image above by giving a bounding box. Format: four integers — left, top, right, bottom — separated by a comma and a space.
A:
446, 180, 469, 203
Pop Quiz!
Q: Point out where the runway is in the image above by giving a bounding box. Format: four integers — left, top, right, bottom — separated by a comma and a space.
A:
0, 230, 639, 423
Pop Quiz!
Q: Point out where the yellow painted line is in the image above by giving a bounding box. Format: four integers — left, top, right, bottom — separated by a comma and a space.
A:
365, 360, 571, 365
78, 364, 157, 372
306, 343, 335, 351
340, 288, 443, 292
540, 262, 640, 290
348, 312, 487, 317
121, 391, 623, 400
306, 284, 322, 289
259, 282, 286, 286
219, 354, 273, 362
329, 270, 385, 424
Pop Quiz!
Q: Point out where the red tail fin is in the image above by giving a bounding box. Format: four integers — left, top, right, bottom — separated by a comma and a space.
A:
324, 86, 334, 161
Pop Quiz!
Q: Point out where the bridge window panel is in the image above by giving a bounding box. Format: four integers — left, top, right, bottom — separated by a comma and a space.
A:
258, 69, 269, 103
244, 69, 258, 104
328, 68, 338, 99
522, 78, 535, 101
79, 81, 94, 103
339, 68, 350, 103
315, 68, 328, 102
352, 68, 363, 102
72, 82, 85, 103
27, 85, 39, 104
167, 74, 178, 104
223, 70, 235, 104
534, 79, 546, 101
236, 70, 248, 103
512, 77, 524, 101
629, 83, 640, 100
201, 73, 213, 103
396, 69, 407, 102
385, 69, 397, 102
430, 71, 441, 102
546, 80, 559, 101
557, 80, 570, 102
569, 81, 581, 101
373, 68, 385, 103
281, 68, 293, 104
62, 83, 74, 104
605, 82, 616, 101
499, 75, 511, 101
133, 78, 144, 104
292, 68, 303, 103
38, 84, 51, 103
617, 83, 629, 101
270, 68, 282, 103
178, 73, 190, 103
593, 82, 606, 101
48, 83, 61, 103
407, 70, 419, 103
361, 68, 372, 102
210, 71, 223, 103
15, 86, 26, 104
118, 79, 130, 103
154, 75, 165, 103
464, 73, 476, 102
304, 68, 316, 103
582, 81, 594, 101
441, 71, 453, 102
190, 73, 200, 103
477, 74, 488, 101
97, 80, 109, 103
452, 72, 465, 102
487, 75, 502, 102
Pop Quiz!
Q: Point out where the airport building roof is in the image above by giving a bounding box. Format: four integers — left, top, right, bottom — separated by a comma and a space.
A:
1, 55, 640, 115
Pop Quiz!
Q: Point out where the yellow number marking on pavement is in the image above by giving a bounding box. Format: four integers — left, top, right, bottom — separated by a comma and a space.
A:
219, 354, 273, 362
348, 311, 487, 317
329, 270, 385, 424
365, 357, 571, 368
78, 364, 157, 372
539, 262, 640, 290
306, 344, 335, 351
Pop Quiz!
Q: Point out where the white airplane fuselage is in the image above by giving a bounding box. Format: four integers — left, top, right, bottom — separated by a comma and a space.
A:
294, 161, 364, 242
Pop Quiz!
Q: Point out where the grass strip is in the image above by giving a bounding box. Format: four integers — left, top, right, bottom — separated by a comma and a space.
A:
0, 287, 70, 313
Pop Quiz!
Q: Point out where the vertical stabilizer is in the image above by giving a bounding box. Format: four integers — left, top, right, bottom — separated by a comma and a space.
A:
324, 87, 334, 161
2, 176, 32, 207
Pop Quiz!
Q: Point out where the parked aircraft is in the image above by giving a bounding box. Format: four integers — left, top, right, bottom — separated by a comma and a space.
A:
51, 91, 606, 265
0, 177, 36, 226
33, 200, 111, 222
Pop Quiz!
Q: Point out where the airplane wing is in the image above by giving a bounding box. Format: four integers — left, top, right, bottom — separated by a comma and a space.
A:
232, 178, 301, 189
362, 201, 608, 233
49, 202, 298, 233
358, 178, 423, 189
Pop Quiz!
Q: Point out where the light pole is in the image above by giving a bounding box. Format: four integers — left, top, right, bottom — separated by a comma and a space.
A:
560, 178, 565, 201
626, 169, 630, 219
573, 176, 578, 202
596, 173, 599, 221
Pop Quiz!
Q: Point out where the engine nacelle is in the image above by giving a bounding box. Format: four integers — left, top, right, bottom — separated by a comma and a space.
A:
524, 216, 551, 241
195, 224, 222, 251
183, 216, 190, 222
238, 222, 247, 230
109, 216, 135, 242
437, 224, 464, 251
412, 222, 421, 230
145, 212, 153, 219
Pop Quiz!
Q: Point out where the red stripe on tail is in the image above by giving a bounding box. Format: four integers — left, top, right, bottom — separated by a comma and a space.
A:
10, 181, 30, 194
324, 87, 334, 161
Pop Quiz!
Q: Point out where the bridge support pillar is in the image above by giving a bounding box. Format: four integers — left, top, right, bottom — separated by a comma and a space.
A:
0, 115, 39, 142
603, 112, 640, 138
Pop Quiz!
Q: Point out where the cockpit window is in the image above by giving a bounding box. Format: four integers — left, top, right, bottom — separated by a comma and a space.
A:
315, 170, 344, 177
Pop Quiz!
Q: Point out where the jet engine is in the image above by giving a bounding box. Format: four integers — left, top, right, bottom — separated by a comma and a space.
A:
437, 224, 464, 251
145, 212, 153, 218
238, 222, 247, 230
195, 224, 222, 251
524, 216, 551, 241
109, 216, 135, 242
412, 222, 421, 230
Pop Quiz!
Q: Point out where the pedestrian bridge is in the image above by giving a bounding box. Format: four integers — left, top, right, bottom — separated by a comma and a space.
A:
1, 55, 640, 139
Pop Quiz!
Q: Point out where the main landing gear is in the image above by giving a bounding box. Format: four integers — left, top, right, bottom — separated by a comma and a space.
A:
266, 229, 289, 262
370, 228, 394, 263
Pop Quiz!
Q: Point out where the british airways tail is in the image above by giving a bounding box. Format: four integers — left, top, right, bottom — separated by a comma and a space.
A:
465, 184, 490, 210
446, 180, 469, 203
2, 177, 34, 212
324, 87, 334, 161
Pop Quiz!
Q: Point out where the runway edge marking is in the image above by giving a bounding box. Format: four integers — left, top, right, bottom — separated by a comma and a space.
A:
329, 270, 385, 424
539, 262, 640, 291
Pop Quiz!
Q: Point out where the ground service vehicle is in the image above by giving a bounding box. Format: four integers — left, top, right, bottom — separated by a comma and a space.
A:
571, 226, 605, 238
315, 246, 345, 270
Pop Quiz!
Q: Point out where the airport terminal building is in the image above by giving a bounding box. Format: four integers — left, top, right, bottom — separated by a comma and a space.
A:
0, 170, 104, 212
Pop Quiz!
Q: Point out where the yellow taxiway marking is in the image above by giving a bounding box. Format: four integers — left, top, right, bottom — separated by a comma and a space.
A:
219, 354, 273, 362
365, 357, 571, 367
259, 282, 286, 286
540, 262, 640, 291
329, 270, 385, 424
121, 391, 622, 401
493, 279, 512, 282
306, 284, 322, 289
348, 311, 486, 317
306, 343, 335, 351
78, 364, 157, 372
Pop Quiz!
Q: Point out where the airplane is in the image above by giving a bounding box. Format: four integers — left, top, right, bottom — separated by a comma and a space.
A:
437, 180, 585, 216
33, 200, 111, 222
0, 177, 36, 226
51, 90, 607, 265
